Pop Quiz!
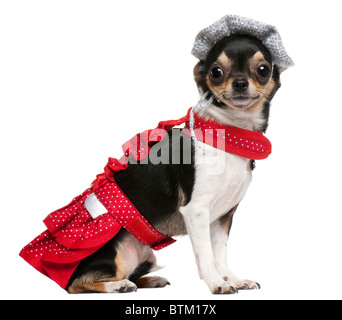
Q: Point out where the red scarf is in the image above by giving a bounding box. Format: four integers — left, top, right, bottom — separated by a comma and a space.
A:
184, 110, 271, 160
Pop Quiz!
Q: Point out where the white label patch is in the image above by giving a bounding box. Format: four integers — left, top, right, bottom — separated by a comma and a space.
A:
84, 193, 107, 219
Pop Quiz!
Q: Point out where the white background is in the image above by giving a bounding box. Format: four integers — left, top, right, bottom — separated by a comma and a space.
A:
1, 0, 342, 300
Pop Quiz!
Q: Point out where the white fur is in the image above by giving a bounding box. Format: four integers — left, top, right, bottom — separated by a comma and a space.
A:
199, 102, 266, 131
180, 102, 263, 293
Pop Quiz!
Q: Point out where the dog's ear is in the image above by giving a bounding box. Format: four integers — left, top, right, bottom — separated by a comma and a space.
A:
193, 61, 205, 90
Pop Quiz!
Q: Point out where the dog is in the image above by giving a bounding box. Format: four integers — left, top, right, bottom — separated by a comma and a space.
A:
64, 34, 281, 294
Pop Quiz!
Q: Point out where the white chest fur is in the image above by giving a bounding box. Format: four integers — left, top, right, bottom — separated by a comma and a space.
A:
181, 142, 252, 222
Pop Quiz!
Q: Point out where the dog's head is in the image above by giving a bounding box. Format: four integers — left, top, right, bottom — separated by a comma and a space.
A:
194, 35, 281, 112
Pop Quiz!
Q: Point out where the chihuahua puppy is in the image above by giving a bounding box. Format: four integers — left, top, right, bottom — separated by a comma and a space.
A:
66, 34, 280, 294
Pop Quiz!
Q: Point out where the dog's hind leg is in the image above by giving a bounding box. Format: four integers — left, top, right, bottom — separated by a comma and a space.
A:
67, 275, 137, 294
128, 252, 170, 289
67, 247, 138, 293
67, 231, 166, 293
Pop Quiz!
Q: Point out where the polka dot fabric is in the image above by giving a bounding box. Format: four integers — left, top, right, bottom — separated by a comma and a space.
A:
184, 111, 272, 160
43, 187, 121, 250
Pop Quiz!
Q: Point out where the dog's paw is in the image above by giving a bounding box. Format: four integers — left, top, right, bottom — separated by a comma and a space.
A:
237, 280, 260, 290
210, 281, 238, 295
104, 279, 138, 293
136, 276, 170, 288
224, 277, 260, 290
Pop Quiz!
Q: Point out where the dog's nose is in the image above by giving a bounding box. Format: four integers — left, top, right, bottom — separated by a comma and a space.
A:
232, 79, 249, 92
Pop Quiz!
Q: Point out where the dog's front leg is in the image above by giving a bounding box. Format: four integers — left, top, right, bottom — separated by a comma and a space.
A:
180, 205, 238, 294
210, 218, 260, 291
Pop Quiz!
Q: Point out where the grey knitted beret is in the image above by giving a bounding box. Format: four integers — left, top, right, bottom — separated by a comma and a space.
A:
192, 14, 294, 73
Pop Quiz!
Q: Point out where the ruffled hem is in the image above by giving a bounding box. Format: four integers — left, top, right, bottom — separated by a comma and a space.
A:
19, 230, 104, 289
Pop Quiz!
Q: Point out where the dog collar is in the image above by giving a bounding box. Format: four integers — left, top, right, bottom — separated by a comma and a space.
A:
157, 107, 272, 160
183, 110, 272, 160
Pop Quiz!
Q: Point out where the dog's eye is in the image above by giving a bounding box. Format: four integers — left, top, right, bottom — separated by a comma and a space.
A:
210, 67, 224, 81
257, 64, 271, 78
